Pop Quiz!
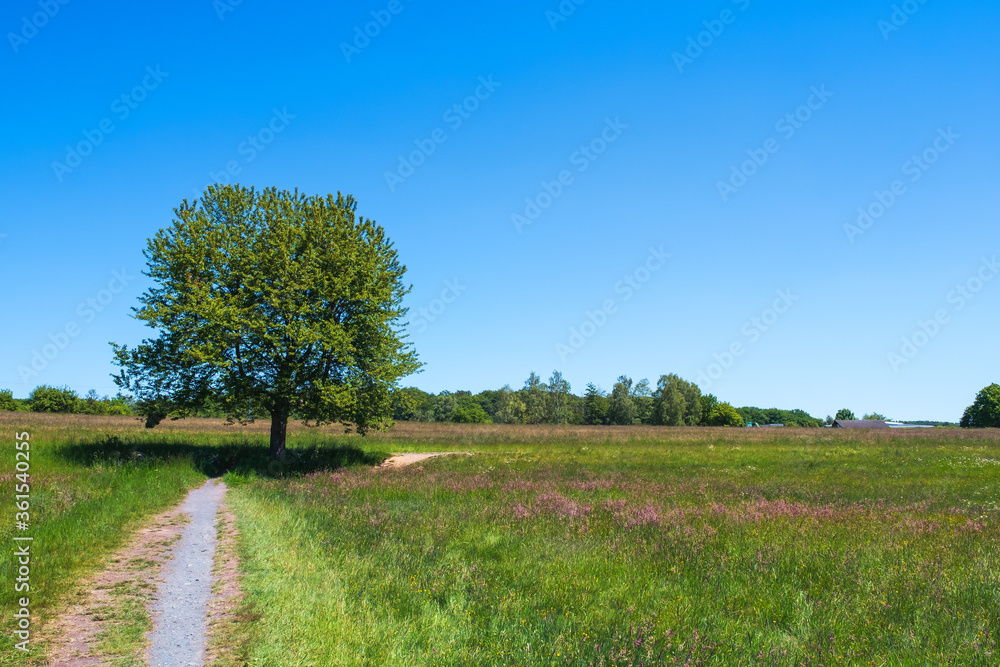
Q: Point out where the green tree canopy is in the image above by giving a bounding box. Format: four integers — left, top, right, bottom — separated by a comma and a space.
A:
652, 374, 702, 426
452, 396, 492, 424
545, 370, 572, 424
79, 390, 133, 416
862, 412, 888, 421
698, 393, 719, 425
112, 185, 420, 459
835, 408, 856, 421
473, 389, 502, 420
520, 372, 548, 424
960, 384, 1000, 428
583, 383, 608, 425
494, 385, 526, 424
607, 376, 637, 425
390, 387, 429, 421
705, 402, 745, 427
631, 378, 654, 424
737, 407, 821, 427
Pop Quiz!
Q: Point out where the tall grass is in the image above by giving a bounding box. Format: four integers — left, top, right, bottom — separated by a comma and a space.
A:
224, 433, 1000, 665
0, 413, 383, 665
0, 435, 202, 662
2, 414, 998, 665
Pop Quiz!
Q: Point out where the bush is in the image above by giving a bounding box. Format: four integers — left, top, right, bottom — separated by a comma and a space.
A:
29, 385, 80, 413
104, 400, 133, 416
0, 389, 16, 412
80, 390, 134, 416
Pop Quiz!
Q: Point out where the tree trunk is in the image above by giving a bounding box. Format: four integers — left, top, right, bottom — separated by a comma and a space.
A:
269, 410, 288, 460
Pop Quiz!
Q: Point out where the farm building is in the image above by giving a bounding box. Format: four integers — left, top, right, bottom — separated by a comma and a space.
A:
832, 419, 888, 429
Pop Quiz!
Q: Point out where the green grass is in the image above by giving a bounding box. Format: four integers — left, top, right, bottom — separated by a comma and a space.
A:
224, 433, 1000, 666
0, 414, 384, 666
0, 433, 204, 663
3, 415, 998, 665
89, 576, 158, 667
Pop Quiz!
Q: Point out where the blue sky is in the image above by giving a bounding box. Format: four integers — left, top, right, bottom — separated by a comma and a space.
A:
1, 0, 997, 421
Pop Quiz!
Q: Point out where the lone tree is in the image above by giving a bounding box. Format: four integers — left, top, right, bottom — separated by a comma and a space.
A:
960, 384, 1000, 428
112, 185, 421, 459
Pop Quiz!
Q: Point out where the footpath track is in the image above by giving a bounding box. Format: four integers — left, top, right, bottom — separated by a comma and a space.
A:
44, 455, 458, 665
147, 479, 226, 667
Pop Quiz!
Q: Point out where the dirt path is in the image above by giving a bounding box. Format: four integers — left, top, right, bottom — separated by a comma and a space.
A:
41, 508, 189, 666
378, 451, 471, 468
39, 479, 233, 667
40, 456, 452, 665
147, 479, 227, 666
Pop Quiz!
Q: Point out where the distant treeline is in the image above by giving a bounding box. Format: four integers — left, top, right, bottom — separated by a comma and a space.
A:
0, 386, 244, 420
1, 386, 134, 416
9, 375, 935, 429
391, 372, 826, 428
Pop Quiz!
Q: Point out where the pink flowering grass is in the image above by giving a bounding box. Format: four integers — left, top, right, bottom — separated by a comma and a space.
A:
218, 426, 1000, 665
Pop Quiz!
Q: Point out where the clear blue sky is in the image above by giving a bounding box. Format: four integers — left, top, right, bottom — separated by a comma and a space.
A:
2, 0, 997, 421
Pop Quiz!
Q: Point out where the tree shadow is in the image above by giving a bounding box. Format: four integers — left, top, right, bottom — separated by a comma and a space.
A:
57, 435, 388, 478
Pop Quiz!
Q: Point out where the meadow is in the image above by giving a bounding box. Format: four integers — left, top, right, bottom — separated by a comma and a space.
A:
2, 415, 999, 665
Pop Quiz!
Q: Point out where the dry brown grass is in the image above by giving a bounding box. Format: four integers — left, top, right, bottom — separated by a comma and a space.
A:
3, 411, 998, 447
373, 420, 1000, 445
0, 412, 350, 441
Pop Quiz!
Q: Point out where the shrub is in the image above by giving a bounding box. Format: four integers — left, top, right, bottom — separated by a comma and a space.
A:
29, 385, 80, 413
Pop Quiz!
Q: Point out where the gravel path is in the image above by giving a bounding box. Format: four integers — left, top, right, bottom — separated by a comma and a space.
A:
148, 479, 227, 667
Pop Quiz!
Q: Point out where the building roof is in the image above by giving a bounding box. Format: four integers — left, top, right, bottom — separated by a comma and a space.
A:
832, 419, 888, 429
